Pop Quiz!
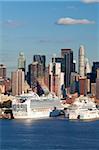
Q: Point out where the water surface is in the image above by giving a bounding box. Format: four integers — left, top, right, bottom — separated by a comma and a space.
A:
0, 118, 99, 150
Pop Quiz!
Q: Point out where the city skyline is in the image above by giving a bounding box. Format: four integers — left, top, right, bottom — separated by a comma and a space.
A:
0, 0, 99, 77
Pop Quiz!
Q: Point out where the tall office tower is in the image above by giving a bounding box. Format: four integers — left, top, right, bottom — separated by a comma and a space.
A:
52, 57, 63, 64
87, 62, 99, 95
70, 72, 79, 94
27, 62, 43, 91
92, 62, 99, 79
18, 52, 26, 73
85, 58, 91, 75
61, 49, 71, 57
73, 60, 76, 72
91, 83, 96, 96
0, 64, 6, 79
87, 62, 99, 83
79, 76, 87, 95
78, 45, 85, 77
33, 55, 46, 73
44, 66, 50, 92
49, 60, 64, 97
11, 69, 24, 96
61, 49, 74, 88
96, 69, 99, 99
4, 79, 11, 94
97, 68, 99, 79
49, 62, 53, 93
86, 78, 90, 94
32, 55, 47, 95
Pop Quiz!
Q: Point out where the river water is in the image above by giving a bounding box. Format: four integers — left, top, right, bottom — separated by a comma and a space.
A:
0, 118, 99, 150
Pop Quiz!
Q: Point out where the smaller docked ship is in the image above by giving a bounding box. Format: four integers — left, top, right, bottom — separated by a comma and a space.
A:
64, 95, 99, 120
12, 92, 63, 119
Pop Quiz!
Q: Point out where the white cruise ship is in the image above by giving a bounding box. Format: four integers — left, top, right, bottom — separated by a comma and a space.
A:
65, 96, 99, 120
12, 92, 63, 119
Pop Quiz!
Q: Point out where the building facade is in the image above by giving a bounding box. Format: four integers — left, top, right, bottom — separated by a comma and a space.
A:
49, 60, 64, 97
78, 45, 85, 77
96, 69, 99, 99
79, 77, 87, 95
85, 58, 91, 75
18, 52, 26, 73
0, 64, 6, 79
33, 55, 46, 73
61, 49, 74, 88
11, 69, 24, 96
28, 62, 43, 87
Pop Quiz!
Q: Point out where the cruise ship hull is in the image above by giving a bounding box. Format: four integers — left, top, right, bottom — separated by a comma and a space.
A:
12, 92, 63, 119
13, 110, 50, 119
68, 113, 99, 120
64, 96, 99, 121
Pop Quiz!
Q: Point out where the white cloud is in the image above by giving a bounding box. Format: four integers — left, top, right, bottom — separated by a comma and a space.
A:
82, 0, 99, 3
56, 17, 95, 25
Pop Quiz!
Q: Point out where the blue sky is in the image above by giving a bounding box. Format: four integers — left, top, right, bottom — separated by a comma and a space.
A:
0, 0, 99, 77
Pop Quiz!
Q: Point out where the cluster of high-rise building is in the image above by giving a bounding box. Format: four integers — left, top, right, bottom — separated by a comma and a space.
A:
0, 45, 99, 100
0, 64, 11, 94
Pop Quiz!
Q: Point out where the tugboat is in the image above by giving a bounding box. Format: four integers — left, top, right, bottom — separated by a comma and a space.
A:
49, 107, 65, 117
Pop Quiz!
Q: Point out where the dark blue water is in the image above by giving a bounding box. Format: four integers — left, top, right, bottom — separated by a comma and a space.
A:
0, 118, 99, 150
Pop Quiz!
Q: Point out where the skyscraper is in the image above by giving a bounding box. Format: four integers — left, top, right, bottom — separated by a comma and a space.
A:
61, 49, 74, 88
97, 68, 99, 79
11, 69, 24, 96
70, 72, 79, 94
87, 62, 99, 83
27, 62, 43, 88
18, 52, 26, 73
92, 62, 99, 77
78, 45, 85, 77
85, 58, 91, 75
49, 59, 64, 97
0, 64, 6, 79
96, 69, 99, 99
33, 55, 46, 73
61, 49, 71, 58
79, 77, 87, 95
73, 60, 76, 73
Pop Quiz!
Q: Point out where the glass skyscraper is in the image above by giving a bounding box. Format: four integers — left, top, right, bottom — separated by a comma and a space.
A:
61, 49, 74, 88
33, 55, 46, 73
18, 52, 26, 73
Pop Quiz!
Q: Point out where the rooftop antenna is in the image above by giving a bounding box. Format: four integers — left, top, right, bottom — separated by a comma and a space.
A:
53, 53, 56, 64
